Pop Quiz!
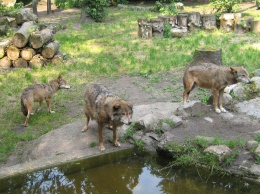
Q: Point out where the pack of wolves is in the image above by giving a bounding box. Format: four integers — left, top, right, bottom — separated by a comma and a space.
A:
20, 64, 251, 151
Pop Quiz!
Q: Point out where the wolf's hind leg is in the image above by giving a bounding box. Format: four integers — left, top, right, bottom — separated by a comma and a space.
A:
24, 106, 33, 127
35, 102, 43, 113
183, 82, 195, 104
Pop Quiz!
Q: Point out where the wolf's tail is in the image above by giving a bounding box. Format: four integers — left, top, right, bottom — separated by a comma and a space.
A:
21, 98, 28, 116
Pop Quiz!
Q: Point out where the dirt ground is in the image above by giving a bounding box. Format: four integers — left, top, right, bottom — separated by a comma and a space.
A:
1, 1, 259, 169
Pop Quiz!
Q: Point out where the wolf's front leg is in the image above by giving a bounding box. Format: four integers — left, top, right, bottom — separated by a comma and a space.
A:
98, 123, 105, 151
46, 98, 55, 113
218, 88, 227, 113
113, 126, 121, 147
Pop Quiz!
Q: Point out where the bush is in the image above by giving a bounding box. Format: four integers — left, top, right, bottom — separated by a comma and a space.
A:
85, 0, 108, 22
150, 0, 177, 15
209, 0, 242, 13
54, 0, 81, 8
0, 2, 23, 16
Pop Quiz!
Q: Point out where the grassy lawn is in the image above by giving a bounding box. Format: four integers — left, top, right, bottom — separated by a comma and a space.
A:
0, 3, 260, 162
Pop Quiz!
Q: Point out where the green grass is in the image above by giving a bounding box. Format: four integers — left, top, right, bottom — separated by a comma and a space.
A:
0, 4, 260, 162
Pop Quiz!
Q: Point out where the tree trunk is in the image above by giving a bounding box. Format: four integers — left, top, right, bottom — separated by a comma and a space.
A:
188, 12, 201, 31
51, 53, 64, 65
13, 21, 37, 48
32, 0, 38, 15
201, 14, 217, 30
251, 20, 260, 33
189, 46, 222, 66
150, 18, 164, 37
15, 8, 38, 25
177, 12, 188, 28
41, 40, 60, 59
47, 0, 52, 15
7, 45, 20, 60
219, 13, 242, 32
0, 56, 12, 69
13, 58, 28, 68
30, 28, 53, 49
80, 3, 87, 23
0, 40, 10, 59
29, 54, 46, 68
0, 25, 8, 36
21, 47, 36, 61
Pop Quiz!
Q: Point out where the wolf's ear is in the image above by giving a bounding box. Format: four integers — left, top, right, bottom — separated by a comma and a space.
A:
128, 103, 133, 110
58, 74, 62, 79
230, 67, 237, 74
113, 104, 121, 110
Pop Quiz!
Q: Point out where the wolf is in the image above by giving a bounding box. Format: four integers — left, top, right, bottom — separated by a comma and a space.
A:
82, 84, 133, 151
183, 63, 251, 113
21, 75, 70, 126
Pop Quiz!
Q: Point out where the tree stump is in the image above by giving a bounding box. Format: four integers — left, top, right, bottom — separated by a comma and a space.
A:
7, 45, 20, 61
30, 28, 53, 49
201, 14, 217, 30
138, 18, 148, 37
158, 15, 176, 27
13, 21, 37, 48
21, 47, 36, 61
0, 40, 10, 59
29, 54, 46, 68
251, 20, 260, 33
41, 40, 60, 59
234, 17, 253, 34
171, 28, 187, 38
219, 13, 242, 32
177, 12, 188, 28
15, 8, 38, 25
13, 58, 28, 68
188, 12, 201, 31
189, 46, 222, 66
0, 56, 12, 69
150, 18, 164, 37
51, 53, 64, 65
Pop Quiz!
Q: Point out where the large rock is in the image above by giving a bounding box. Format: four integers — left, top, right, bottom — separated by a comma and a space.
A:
204, 145, 232, 162
235, 97, 260, 118
176, 101, 210, 118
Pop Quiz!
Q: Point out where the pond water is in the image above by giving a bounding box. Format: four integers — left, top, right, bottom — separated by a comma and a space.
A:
0, 149, 259, 194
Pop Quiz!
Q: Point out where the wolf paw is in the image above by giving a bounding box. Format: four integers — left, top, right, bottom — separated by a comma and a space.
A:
99, 146, 106, 151
215, 108, 221, 114
114, 141, 121, 147
220, 107, 227, 113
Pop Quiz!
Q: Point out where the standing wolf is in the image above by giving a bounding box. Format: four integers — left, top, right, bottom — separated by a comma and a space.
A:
183, 63, 251, 113
21, 75, 70, 126
82, 84, 133, 151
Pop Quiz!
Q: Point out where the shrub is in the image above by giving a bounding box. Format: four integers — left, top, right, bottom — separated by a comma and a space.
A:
85, 0, 108, 22
209, 0, 242, 13
150, 0, 177, 15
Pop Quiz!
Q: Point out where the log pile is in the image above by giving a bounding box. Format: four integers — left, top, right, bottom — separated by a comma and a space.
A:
0, 8, 64, 70
138, 11, 259, 39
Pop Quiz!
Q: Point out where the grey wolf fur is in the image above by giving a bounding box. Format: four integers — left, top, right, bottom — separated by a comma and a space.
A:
21, 75, 70, 126
82, 84, 133, 151
183, 63, 251, 113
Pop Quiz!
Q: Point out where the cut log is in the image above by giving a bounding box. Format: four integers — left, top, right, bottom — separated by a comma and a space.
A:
219, 13, 242, 32
188, 12, 201, 31
51, 53, 64, 65
234, 17, 253, 34
21, 47, 36, 61
171, 28, 187, 38
138, 18, 152, 39
177, 12, 188, 28
0, 40, 10, 59
0, 17, 9, 25
0, 25, 8, 36
201, 14, 216, 30
13, 58, 28, 68
150, 18, 164, 37
0, 56, 12, 69
29, 54, 46, 68
251, 20, 260, 33
13, 21, 37, 48
189, 46, 222, 66
15, 8, 38, 25
30, 28, 53, 49
41, 40, 60, 59
6, 45, 20, 60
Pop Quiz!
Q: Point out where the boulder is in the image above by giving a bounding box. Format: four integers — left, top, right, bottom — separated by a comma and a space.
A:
204, 145, 232, 162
